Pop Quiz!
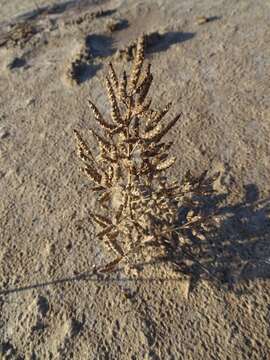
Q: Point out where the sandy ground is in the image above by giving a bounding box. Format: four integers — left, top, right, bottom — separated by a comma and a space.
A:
0, 0, 270, 359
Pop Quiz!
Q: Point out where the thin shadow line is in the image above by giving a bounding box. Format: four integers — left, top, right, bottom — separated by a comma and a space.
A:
0, 271, 183, 296
0, 271, 95, 295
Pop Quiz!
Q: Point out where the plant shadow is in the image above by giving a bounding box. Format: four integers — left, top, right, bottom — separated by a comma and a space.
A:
76, 63, 103, 84
158, 183, 270, 290
86, 34, 116, 58
1, 183, 269, 297
75, 34, 115, 84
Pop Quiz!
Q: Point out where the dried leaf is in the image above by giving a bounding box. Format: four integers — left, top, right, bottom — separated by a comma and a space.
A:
98, 256, 123, 273
106, 77, 123, 125
88, 99, 115, 131
156, 156, 176, 171
118, 71, 127, 101
91, 213, 112, 227
81, 165, 102, 185
108, 62, 118, 89
129, 36, 145, 92
97, 225, 115, 239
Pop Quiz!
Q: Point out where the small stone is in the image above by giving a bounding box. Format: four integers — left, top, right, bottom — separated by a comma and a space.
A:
25, 98, 35, 106
196, 16, 209, 25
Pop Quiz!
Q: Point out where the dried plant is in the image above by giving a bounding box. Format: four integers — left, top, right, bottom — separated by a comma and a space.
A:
74, 36, 219, 274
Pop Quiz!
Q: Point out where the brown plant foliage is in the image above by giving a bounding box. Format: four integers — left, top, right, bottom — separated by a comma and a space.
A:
74, 36, 218, 273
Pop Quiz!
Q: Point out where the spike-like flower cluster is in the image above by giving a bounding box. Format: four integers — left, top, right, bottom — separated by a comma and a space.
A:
74, 37, 218, 273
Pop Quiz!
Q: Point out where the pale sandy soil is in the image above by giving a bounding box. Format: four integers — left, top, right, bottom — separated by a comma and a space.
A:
0, 0, 270, 359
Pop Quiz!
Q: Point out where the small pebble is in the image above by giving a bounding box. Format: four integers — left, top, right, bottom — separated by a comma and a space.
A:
196, 16, 209, 25
25, 97, 36, 107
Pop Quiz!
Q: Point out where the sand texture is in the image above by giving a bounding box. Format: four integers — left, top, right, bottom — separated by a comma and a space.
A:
0, 0, 270, 359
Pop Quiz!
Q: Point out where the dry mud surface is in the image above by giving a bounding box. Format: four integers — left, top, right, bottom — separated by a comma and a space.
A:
0, 0, 270, 359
